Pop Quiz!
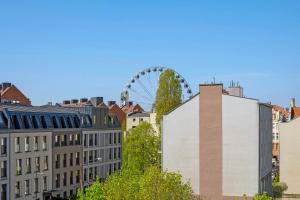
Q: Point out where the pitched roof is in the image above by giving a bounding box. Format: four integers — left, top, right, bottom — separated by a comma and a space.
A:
291, 107, 300, 119
121, 104, 144, 114
0, 84, 31, 106
272, 105, 289, 119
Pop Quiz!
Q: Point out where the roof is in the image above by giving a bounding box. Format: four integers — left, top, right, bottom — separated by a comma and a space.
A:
127, 112, 150, 118
97, 102, 108, 109
272, 105, 289, 118
0, 104, 79, 114
121, 104, 144, 114
291, 107, 300, 119
0, 84, 31, 106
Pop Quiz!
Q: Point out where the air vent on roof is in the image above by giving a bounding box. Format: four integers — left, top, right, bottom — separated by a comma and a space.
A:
71, 99, 79, 104
1, 82, 11, 91
80, 98, 88, 103
63, 100, 71, 105
91, 97, 103, 107
108, 101, 116, 106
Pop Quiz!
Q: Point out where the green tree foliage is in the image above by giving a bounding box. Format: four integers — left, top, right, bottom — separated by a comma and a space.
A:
122, 122, 160, 173
155, 69, 182, 126
139, 166, 193, 200
272, 182, 288, 198
102, 168, 140, 200
76, 177, 104, 200
253, 192, 273, 200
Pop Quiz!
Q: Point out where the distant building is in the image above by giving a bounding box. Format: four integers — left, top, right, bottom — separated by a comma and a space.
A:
280, 117, 300, 195
0, 82, 31, 106
126, 112, 158, 134
108, 101, 126, 125
271, 105, 288, 164
121, 101, 144, 114
162, 84, 272, 199
0, 96, 122, 200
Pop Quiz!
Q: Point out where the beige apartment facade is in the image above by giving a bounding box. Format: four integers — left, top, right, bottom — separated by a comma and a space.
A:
280, 117, 300, 195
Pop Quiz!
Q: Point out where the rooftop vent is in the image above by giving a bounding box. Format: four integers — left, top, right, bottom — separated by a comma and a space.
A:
63, 100, 71, 105
71, 99, 79, 104
1, 82, 11, 91
91, 97, 103, 107
108, 101, 116, 106
80, 98, 88, 103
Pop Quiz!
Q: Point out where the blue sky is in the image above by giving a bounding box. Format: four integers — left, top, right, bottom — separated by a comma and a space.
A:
0, 0, 299, 107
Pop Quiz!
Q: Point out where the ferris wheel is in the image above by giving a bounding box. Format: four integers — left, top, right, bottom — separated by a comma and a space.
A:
120, 66, 193, 111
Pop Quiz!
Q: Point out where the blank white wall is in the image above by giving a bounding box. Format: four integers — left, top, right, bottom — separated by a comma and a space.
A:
222, 95, 259, 196
162, 95, 200, 194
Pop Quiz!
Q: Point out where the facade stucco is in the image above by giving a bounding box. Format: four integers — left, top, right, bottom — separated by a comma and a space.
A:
280, 117, 300, 195
162, 95, 200, 194
222, 95, 259, 196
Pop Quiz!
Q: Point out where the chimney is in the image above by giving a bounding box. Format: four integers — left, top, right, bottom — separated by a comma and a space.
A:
291, 98, 296, 108
90, 97, 103, 107
128, 101, 133, 106
71, 99, 79, 104
227, 81, 243, 97
80, 98, 88, 103
108, 101, 116, 107
1, 82, 11, 91
63, 100, 71, 105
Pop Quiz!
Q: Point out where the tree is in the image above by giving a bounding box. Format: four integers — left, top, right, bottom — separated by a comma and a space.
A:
139, 166, 193, 200
76, 177, 104, 200
155, 69, 182, 126
102, 168, 140, 200
122, 122, 160, 173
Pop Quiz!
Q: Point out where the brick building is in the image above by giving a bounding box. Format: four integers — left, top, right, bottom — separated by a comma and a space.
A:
0, 82, 31, 106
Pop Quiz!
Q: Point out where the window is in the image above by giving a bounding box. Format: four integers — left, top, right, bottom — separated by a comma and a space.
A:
16, 159, 22, 175
52, 116, 58, 128
15, 137, 20, 153
56, 174, 60, 188
60, 116, 66, 128
84, 134, 87, 147
89, 168, 93, 180
70, 189, 73, 196
76, 152, 80, 166
55, 135, 60, 147
89, 134, 93, 146
66, 117, 72, 128
109, 133, 112, 145
32, 115, 39, 128
35, 157, 40, 172
84, 168, 87, 181
75, 134, 80, 145
24, 137, 29, 152
42, 136, 47, 150
114, 132, 117, 144
114, 148, 116, 160
0, 138, 7, 155
63, 172, 67, 186
89, 151, 93, 163
140, 118, 144, 122
94, 133, 97, 146
34, 136, 39, 151
70, 153, 73, 167
1, 184, 7, 200
26, 158, 31, 174
55, 154, 60, 169
109, 149, 112, 161
69, 134, 74, 145
63, 191, 67, 198
1, 161, 7, 178
76, 170, 80, 183
83, 151, 87, 165
43, 176, 47, 191
61, 135, 67, 146
118, 147, 121, 159
94, 167, 97, 179
70, 171, 74, 185
34, 178, 38, 193
15, 181, 20, 198
94, 150, 98, 161
40, 115, 47, 128
44, 156, 48, 171
63, 154, 67, 168
12, 115, 21, 129
118, 132, 121, 144
133, 118, 136, 122
25, 180, 30, 195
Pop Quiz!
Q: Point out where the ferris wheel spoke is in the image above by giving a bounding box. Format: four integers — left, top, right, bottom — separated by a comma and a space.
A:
136, 79, 155, 101
128, 88, 153, 103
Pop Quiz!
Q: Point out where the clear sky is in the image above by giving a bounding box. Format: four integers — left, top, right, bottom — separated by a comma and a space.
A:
0, 0, 299, 107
